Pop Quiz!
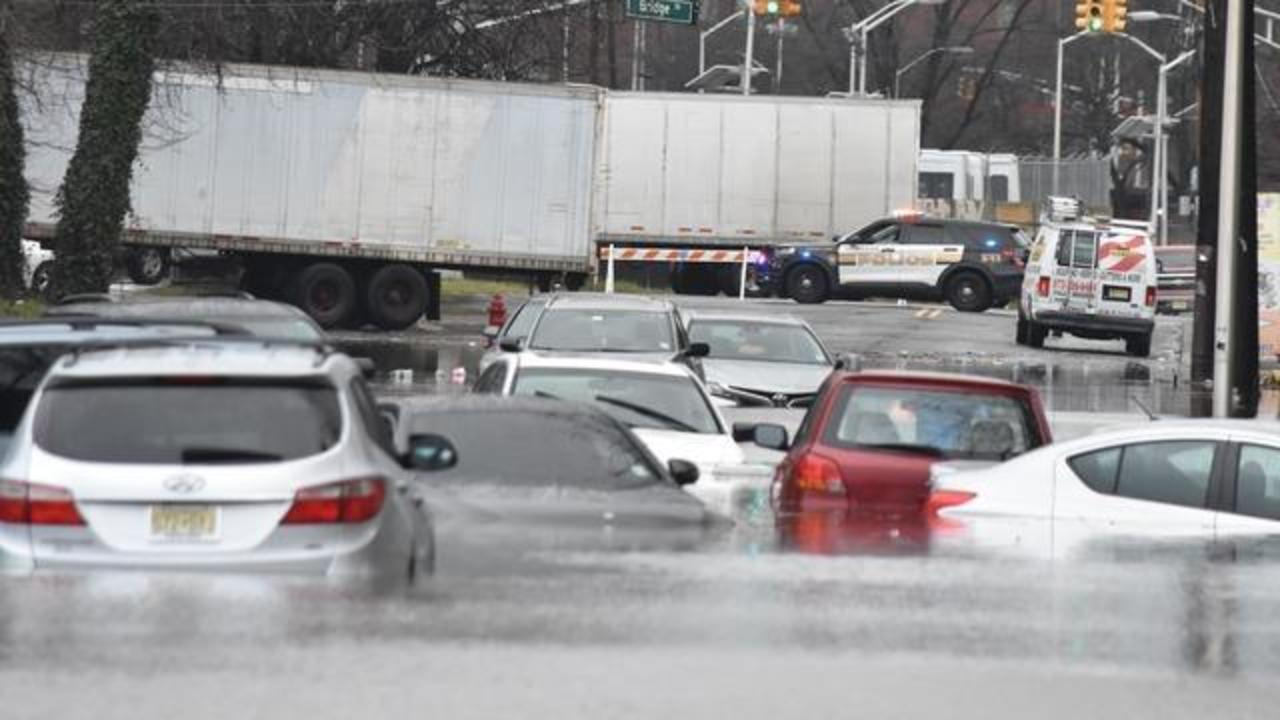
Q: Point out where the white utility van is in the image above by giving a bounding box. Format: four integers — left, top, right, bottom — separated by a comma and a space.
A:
1016, 198, 1157, 357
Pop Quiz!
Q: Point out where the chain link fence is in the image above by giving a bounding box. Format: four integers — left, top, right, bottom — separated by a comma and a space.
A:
1019, 157, 1113, 217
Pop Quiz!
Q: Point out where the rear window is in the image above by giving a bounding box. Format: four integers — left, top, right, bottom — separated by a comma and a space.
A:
530, 309, 674, 353
822, 383, 1040, 460
34, 379, 342, 464
410, 409, 663, 489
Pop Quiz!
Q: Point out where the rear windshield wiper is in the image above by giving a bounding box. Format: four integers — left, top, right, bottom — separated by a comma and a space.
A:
856, 443, 947, 458
594, 394, 700, 433
180, 447, 284, 464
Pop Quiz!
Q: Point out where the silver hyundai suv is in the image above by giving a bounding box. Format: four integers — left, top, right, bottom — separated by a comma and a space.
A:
0, 340, 433, 581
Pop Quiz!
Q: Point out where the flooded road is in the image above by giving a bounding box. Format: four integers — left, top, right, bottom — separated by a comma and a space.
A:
5, 294, 1279, 718
2, 521, 1279, 718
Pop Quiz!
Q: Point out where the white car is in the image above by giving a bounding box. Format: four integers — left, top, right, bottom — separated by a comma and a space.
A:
471, 353, 757, 511
22, 240, 53, 294
929, 420, 1280, 554
683, 310, 833, 408
0, 341, 434, 579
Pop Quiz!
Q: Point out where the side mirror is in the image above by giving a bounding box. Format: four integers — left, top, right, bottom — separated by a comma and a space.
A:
401, 434, 459, 472
684, 342, 710, 359
737, 420, 783, 448
668, 458, 700, 487
354, 357, 377, 379
377, 402, 400, 438
833, 353, 861, 371
498, 336, 524, 353
482, 326, 500, 340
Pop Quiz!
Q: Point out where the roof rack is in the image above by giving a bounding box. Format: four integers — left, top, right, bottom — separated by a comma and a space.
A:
0, 316, 254, 337
61, 335, 341, 367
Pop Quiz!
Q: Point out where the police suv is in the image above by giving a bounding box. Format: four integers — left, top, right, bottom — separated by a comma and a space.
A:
770, 213, 1029, 312
1016, 198, 1156, 357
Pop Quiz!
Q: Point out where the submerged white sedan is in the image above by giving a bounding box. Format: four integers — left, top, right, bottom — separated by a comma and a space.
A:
471, 353, 768, 514
929, 420, 1280, 550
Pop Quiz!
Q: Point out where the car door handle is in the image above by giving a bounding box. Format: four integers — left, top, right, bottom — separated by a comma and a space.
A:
880, 248, 896, 253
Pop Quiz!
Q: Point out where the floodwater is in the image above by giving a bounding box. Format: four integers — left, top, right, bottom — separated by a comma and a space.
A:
4, 303, 1279, 717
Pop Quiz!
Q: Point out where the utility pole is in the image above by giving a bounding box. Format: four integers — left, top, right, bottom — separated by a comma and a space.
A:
742, 4, 756, 95
1194, 0, 1259, 417
775, 19, 785, 92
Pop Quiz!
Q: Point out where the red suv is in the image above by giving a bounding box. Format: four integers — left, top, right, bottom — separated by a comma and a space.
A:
740, 370, 1051, 517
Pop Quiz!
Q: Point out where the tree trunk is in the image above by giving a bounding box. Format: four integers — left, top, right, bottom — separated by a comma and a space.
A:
49, 0, 161, 298
0, 2, 28, 300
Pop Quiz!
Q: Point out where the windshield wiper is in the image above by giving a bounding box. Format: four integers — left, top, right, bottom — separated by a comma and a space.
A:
856, 443, 947, 458
533, 390, 563, 400
594, 394, 700, 433
180, 447, 284, 464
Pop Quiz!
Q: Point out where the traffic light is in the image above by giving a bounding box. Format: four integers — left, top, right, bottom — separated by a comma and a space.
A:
1075, 0, 1104, 33
752, 0, 781, 15
1103, 0, 1128, 33
780, 0, 802, 17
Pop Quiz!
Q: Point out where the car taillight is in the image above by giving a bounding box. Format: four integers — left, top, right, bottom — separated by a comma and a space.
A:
1145, 286, 1157, 306
924, 489, 976, 517
281, 477, 386, 525
1036, 276, 1051, 297
791, 454, 845, 496
0, 479, 85, 526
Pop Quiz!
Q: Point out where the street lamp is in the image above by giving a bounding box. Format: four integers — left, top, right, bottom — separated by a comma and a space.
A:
847, 0, 949, 97
894, 46, 973, 98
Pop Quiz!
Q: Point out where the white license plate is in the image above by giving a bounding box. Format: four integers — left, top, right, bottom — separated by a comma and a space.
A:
1171, 300, 1189, 310
150, 505, 219, 541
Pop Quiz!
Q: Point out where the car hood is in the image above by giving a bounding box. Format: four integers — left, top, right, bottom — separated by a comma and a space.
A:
630, 428, 745, 474
703, 359, 831, 395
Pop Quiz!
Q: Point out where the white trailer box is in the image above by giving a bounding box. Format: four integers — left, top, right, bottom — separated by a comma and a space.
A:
24, 54, 600, 273
596, 93, 920, 246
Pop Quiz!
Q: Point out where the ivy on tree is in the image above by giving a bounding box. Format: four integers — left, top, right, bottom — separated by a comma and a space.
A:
0, 4, 27, 300
48, 0, 160, 298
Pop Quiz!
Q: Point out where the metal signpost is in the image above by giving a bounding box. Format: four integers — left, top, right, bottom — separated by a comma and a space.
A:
625, 0, 698, 25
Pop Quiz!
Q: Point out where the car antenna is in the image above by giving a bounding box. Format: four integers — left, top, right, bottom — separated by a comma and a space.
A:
1130, 396, 1158, 421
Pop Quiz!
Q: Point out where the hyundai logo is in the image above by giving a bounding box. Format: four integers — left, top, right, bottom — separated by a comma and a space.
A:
163, 475, 206, 494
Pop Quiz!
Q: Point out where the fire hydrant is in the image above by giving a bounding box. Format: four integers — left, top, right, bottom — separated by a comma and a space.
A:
486, 293, 507, 331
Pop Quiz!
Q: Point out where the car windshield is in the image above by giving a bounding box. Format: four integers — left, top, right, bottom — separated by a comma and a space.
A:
408, 409, 662, 489
824, 384, 1038, 460
529, 309, 674, 353
689, 320, 830, 365
512, 368, 720, 434
33, 379, 342, 464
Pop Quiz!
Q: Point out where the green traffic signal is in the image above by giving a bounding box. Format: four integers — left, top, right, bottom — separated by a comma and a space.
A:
766, 0, 780, 13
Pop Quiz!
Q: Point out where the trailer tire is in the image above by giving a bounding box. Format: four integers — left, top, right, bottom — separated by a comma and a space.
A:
1015, 313, 1028, 346
125, 247, 171, 286
291, 262, 357, 329
786, 265, 829, 304
366, 263, 429, 331
564, 272, 587, 291
29, 261, 52, 297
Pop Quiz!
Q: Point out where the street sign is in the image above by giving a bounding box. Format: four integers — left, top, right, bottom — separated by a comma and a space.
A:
625, 0, 698, 25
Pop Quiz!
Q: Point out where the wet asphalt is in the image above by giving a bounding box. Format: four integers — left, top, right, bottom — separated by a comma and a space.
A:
4, 294, 1280, 718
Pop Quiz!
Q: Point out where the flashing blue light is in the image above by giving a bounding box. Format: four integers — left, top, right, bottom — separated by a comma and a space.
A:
800, 250, 811, 258
983, 238, 1001, 249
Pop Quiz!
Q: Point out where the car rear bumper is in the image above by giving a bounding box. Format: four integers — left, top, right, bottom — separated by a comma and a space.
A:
1032, 310, 1154, 338
4, 513, 417, 579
